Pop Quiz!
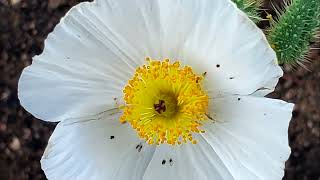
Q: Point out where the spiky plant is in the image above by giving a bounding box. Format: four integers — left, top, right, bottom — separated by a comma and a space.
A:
267, 0, 320, 65
233, 0, 263, 23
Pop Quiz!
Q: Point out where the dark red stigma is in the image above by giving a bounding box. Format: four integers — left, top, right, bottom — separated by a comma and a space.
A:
154, 100, 166, 114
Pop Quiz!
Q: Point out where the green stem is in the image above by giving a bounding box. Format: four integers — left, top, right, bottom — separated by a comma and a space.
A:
267, 0, 320, 65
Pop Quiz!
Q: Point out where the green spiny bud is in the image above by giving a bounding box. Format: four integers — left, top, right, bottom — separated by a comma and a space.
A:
267, 0, 320, 65
233, 0, 262, 23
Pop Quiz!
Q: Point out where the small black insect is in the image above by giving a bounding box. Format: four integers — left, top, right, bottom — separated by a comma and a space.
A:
216, 64, 220, 68
110, 136, 115, 139
169, 158, 173, 166
162, 159, 166, 165
203, 72, 207, 76
135, 143, 143, 152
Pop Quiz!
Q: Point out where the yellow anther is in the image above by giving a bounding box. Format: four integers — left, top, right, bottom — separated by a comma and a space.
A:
266, 13, 273, 21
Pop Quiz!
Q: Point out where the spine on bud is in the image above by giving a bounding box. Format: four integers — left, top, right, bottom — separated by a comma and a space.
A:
268, 0, 320, 65
233, 0, 262, 23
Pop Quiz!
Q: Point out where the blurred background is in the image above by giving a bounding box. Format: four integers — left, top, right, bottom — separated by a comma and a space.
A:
0, 0, 319, 179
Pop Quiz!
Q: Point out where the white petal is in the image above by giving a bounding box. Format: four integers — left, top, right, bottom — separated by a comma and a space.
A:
41, 113, 156, 180
143, 136, 234, 180
18, 0, 161, 122
202, 96, 294, 180
156, 0, 282, 97
19, 0, 282, 122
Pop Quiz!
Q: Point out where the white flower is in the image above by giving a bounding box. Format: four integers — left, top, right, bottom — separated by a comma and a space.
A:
18, 0, 294, 179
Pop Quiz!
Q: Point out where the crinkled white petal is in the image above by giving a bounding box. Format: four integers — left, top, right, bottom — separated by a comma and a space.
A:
41, 113, 156, 180
160, 0, 282, 97
201, 96, 294, 180
143, 136, 234, 180
138, 0, 281, 97
19, 0, 281, 122
18, 0, 161, 122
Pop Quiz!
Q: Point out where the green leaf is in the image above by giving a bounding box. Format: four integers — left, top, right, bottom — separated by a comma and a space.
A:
267, 0, 320, 65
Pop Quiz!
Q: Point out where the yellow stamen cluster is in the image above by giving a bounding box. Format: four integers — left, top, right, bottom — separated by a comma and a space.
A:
120, 58, 209, 145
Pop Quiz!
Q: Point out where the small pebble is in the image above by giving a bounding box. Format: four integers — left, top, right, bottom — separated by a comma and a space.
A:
10, 0, 21, 5
9, 137, 21, 151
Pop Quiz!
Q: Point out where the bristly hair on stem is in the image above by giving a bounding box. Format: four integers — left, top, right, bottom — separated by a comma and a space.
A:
232, 0, 263, 23
267, 0, 320, 65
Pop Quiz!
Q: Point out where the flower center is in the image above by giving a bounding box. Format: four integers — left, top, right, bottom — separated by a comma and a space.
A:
153, 93, 177, 117
120, 58, 209, 145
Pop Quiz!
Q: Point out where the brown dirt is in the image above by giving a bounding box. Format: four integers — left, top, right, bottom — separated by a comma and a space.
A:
0, 0, 319, 180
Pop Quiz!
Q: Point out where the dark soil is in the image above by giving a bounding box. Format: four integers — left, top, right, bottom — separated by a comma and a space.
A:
0, 0, 319, 180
